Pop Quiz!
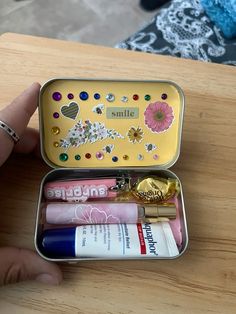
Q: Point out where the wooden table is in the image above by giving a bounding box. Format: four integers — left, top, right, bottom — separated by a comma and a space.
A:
0, 33, 235, 314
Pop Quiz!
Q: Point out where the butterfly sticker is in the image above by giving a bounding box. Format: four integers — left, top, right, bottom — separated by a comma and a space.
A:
145, 143, 157, 152
103, 144, 114, 154
92, 104, 104, 115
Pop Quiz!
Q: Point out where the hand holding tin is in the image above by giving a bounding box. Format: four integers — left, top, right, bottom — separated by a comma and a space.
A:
0, 84, 62, 286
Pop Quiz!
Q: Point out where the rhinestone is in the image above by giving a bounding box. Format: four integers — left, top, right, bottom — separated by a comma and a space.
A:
85, 153, 91, 159
144, 94, 151, 101
112, 156, 118, 162
53, 141, 59, 148
106, 93, 115, 102
75, 154, 81, 160
53, 112, 59, 119
96, 151, 104, 160
161, 93, 167, 100
153, 154, 159, 160
80, 91, 89, 101
133, 94, 139, 101
51, 126, 60, 135
121, 96, 128, 102
137, 154, 144, 160
52, 92, 62, 101
123, 155, 129, 160
68, 93, 74, 100
59, 153, 68, 162
94, 93, 101, 100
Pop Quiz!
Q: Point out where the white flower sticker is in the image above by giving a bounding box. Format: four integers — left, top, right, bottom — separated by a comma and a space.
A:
60, 120, 123, 148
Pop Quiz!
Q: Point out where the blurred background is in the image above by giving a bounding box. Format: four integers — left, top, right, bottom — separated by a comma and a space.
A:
0, 0, 157, 46
0, 0, 235, 64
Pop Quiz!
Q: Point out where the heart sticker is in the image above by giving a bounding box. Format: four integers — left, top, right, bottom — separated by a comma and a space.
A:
61, 102, 79, 120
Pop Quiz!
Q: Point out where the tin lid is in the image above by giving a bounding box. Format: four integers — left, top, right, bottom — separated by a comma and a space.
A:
39, 78, 184, 169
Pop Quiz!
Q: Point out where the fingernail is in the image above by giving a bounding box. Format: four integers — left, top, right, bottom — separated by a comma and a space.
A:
36, 274, 61, 285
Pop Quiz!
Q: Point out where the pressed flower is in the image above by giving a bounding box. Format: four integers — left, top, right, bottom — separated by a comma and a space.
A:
144, 102, 174, 133
127, 126, 143, 143
60, 120, 123, 148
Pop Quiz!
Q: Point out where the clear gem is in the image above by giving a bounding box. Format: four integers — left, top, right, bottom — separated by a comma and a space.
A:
137, 154, 144, 160
106, 93, 115, 102
121, 96, 128, 102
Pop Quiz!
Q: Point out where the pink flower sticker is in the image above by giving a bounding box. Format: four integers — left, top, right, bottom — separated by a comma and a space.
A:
144, 102, 174, 133
72, 205, 121, 224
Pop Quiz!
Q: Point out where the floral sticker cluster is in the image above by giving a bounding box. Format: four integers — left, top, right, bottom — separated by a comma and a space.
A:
60, 120, 124, 148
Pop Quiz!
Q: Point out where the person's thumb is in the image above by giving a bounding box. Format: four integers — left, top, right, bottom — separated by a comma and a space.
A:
0, 247, 62, 285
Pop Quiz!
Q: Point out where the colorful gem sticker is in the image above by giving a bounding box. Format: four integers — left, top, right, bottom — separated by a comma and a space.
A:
133, 94, 139, 101
53, 112, 60, 119
94, 93, 101, 100
121, 96, 128, 103
96, 151, 104, 160
80, 91, 89, 101
144, 95, 151, 101
103, 144, 114, 154
52, 126, 60, 135
127, 126, 143, 143
144, 102, 174, 133
153, 154, 159, 160
106, 93, 115, 102
161, 93, 168, 100
123, 155, 129, 160
52, 92, 62, 101
59, 153, 68, 162
67, 93, 74, 100
61, 102, 79, 120
60, 120, 124, 148
112, 156, 118, 162
145, 143, 157, 152
92, 104, 104, 115
137, 154, 144, 160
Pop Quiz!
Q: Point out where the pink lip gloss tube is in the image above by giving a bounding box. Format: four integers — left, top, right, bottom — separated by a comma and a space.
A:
44, 178, 122, 202
45, 202, 176, 225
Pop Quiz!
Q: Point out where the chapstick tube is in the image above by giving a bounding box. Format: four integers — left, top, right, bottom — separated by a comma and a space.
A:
45, 202, 176, 225
41, 222, 179, 258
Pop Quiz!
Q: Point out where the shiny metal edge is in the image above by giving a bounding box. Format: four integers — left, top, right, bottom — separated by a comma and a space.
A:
34, 168, 188, 262
39, 78, 185, 170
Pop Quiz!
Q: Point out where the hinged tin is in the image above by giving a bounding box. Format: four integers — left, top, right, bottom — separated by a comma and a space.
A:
34, 78, 188, 262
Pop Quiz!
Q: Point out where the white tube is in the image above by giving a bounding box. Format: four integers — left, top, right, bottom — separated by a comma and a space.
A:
75, 222, 179, 258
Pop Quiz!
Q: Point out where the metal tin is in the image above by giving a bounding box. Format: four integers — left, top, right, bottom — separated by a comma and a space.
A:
35, 78, 188, 262
39, 78, 184, 169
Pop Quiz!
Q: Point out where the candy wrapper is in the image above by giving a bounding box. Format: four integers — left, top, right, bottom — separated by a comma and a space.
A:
131, 176, 180, 203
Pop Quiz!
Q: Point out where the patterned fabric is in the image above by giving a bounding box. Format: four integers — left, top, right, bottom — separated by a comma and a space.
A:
116, 0, 236, 65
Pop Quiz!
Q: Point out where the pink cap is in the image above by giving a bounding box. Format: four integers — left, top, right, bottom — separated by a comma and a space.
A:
168, 197, 182, 246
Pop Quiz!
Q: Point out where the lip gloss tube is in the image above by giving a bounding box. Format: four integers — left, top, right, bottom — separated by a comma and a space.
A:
44, 178, 124, 202
45, 202, 176, 225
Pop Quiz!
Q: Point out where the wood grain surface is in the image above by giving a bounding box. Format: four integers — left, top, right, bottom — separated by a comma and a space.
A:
0, 33, 235, 314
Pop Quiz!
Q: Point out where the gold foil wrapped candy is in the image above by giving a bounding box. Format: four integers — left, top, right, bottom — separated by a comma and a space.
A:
131, 176, 180, 203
